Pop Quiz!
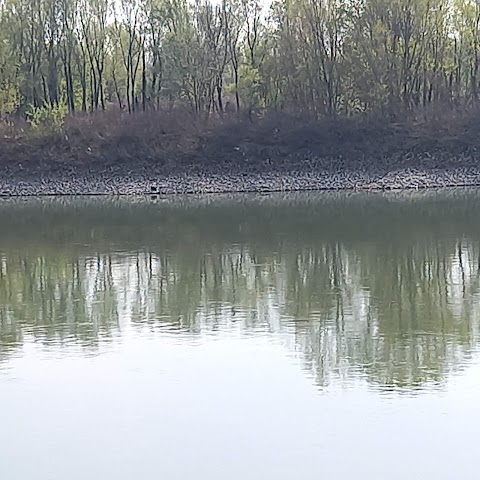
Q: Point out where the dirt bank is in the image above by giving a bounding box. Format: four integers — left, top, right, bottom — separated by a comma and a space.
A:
1, 112, 480, 195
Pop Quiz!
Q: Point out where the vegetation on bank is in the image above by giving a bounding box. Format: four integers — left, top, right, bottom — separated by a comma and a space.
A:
2, 0, 480, 122
1, 106, 480, 173
1, 0, 480, 172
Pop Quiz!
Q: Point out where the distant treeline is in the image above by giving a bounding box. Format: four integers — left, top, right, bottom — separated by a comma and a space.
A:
1, 0, 480, 120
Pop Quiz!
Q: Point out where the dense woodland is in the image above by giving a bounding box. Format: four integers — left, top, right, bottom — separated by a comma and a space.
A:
2, 0, 480, 124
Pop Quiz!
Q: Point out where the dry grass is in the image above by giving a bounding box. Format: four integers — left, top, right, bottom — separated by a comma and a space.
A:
1, 105, 480, 173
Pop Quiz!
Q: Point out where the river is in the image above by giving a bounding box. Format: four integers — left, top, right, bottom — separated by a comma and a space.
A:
0, 191, 479, 479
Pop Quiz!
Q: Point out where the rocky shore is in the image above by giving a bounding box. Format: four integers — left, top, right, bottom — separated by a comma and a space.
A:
1, 155, 480, 196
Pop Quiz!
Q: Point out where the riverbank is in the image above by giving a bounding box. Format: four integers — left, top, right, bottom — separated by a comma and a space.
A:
1, 111, 480, 195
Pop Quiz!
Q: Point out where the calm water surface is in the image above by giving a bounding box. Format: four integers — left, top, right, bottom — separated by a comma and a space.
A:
1, 191, 480, 479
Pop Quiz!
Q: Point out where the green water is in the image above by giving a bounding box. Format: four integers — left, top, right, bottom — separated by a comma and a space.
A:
0, 191, 479, 479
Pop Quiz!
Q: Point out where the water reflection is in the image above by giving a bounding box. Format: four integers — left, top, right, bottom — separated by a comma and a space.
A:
1, 191, 480, 391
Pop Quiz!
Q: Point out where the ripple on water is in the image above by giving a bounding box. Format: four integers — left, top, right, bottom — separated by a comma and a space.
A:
0, 192, 479, 479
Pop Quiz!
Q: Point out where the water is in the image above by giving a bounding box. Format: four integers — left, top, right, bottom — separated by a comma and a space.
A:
0, 191, 480, 479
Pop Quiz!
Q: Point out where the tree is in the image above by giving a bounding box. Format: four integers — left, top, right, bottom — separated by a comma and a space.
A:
1, 0, 480, 119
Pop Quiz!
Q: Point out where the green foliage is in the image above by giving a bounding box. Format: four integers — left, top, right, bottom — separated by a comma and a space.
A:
238, 64, 262, 109
27, 104, 67, 135
0, 0, 479, 120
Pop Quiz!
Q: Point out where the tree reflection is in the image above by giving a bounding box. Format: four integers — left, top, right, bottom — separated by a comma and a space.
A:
1, 193, 480, 391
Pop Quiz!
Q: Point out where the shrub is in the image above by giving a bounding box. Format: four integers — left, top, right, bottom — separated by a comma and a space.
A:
27, 104, 67, 135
